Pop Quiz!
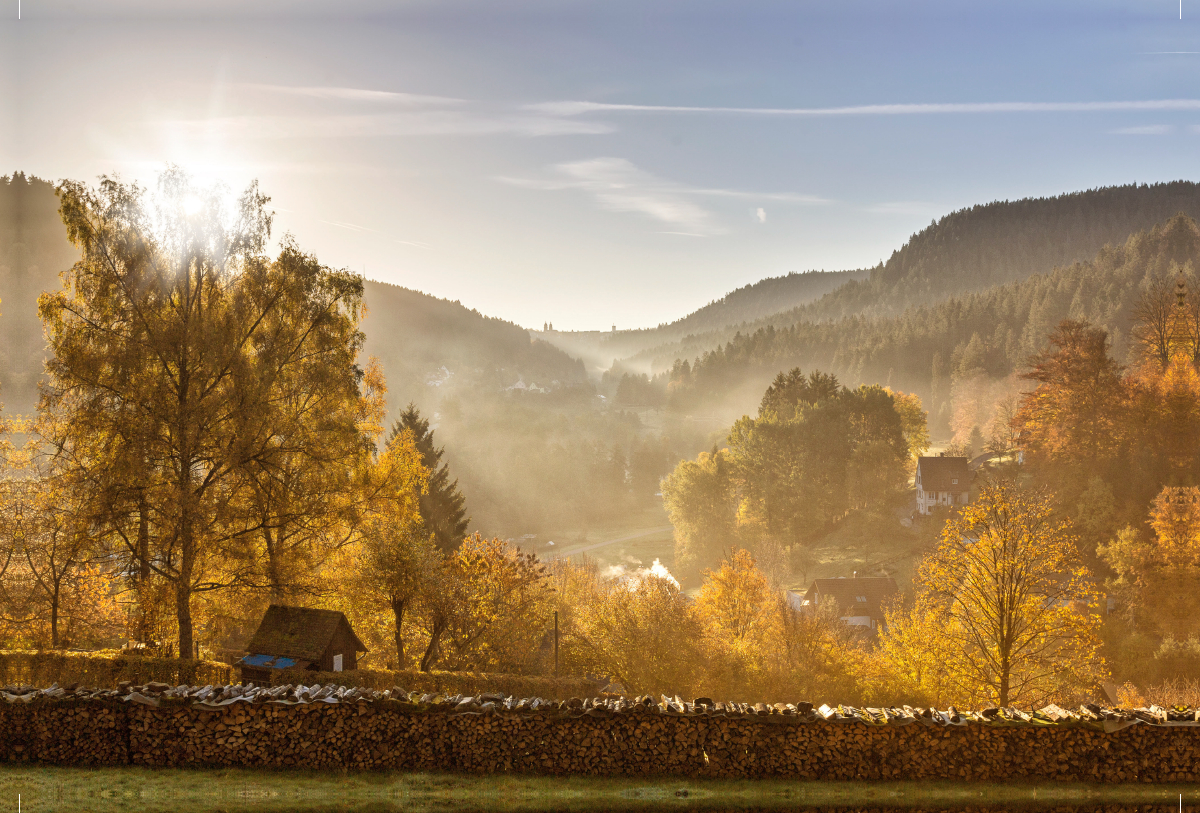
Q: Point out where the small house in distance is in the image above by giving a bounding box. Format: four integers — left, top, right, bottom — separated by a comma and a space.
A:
915, 455, 970, 515
787, 576, 899, 634
238, 605, 367, 684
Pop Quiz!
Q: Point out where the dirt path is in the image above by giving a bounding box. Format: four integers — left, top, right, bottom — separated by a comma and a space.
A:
544, 525, 674, 560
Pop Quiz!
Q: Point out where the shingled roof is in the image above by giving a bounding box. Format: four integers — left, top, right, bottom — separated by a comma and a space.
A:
800, 577, 899, 621
244, 605, 366, 663
917, 456, 970, 494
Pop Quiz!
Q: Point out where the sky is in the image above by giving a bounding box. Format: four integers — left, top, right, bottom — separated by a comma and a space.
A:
4, 0, 1200, 331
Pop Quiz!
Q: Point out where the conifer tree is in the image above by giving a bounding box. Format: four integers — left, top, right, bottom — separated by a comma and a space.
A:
389, 403, 469, 552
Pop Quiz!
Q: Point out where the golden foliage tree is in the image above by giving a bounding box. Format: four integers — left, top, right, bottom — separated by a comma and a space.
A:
42, 170, 376, 658
0, 426, 122, 649
415, 535, 553, 673
1100, 486, 1200, 648
869, 595, 959, 708
572, 573, 706, 697
911, 480, 1105, 706
1015, 320, 1126, 493
661, 449, 739, 584
342, 426, 430, 669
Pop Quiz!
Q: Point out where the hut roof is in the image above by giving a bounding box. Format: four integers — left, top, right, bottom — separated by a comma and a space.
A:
244, 605, 367, 662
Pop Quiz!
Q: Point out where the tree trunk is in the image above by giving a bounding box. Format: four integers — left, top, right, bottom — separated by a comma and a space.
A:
176, 503, 196, 660
420, 617, 445, 672
391, 596, 406, 668
137, 493, 151, 642
50, 592, 60, 649
265, 526, 282, 601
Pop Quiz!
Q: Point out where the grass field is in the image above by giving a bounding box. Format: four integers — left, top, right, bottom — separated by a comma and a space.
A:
4, 766, 1200, 812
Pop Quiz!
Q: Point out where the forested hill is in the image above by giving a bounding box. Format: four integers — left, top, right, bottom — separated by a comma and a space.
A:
539, 268, 866, 368
0, 173, 80, 415
798, 181, 1200, 323
361, 281, 585, 408
665, 213, 1200, 433
0, 173, 585, 418
587, 181, 1200, 376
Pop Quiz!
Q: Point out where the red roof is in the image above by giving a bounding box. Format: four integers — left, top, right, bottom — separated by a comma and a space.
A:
800, 577, 899, 621
917, 456, 970, 494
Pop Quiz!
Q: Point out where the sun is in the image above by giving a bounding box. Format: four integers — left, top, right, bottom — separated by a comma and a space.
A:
182, 193, 204, 217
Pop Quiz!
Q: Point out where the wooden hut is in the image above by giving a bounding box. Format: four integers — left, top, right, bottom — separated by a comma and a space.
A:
238, 605, 367, 684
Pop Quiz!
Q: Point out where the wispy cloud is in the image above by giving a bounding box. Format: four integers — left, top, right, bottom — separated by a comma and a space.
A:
158, 111, 612, 140
527, 98, 1200, 118
498, 157, 824, 234
1111, 124, 1175, 135
240, 84, 465, 106
319, 219, 430, 249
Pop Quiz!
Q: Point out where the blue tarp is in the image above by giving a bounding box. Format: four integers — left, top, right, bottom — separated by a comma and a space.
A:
241, 654, 297, 669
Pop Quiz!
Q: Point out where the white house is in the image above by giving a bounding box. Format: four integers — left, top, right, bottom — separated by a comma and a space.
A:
915, 455, 970, 515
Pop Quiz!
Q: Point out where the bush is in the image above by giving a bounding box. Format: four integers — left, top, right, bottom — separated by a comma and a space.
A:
0, 650, 233, 688
267, 666, 600, 699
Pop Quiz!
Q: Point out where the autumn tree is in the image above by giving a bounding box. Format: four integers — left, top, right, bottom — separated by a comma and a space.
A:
0, 423, 121, 649
886, 388, 932, 471
691, 548, 866, 701
415, 535, 552, 673
388, 403, 469, 553
912, 480, 1105, 706
344, 426, 430, 669
1100, 486, 1200, 648
870, 595, 958, 708
41, 170, 375, 658
1131, 271, 1181, 369
661, 448, 739, 584
231, 245, 384, 602
571, 572, 707, 697
694, 549, 775, 645
1015, 319, 1126, 498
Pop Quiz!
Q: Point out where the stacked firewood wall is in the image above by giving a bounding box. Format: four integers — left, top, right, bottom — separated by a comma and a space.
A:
3, 683, 1199, 782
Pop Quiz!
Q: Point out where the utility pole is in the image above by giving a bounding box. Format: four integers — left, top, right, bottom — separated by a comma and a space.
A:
554, 610, 559, 678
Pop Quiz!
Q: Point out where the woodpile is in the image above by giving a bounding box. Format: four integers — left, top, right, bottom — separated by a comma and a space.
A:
266, 667, 598, 701
4, 683, 1200, 781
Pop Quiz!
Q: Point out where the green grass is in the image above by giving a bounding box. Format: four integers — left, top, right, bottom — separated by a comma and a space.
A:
4, 765, 1200, 812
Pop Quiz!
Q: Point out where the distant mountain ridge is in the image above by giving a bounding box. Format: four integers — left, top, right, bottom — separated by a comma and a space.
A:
544, 181, 1200, 376
665, 213, 1200, 431
361, 280, 585, 413
0, 173, 584, 419
0, 173, 80, 414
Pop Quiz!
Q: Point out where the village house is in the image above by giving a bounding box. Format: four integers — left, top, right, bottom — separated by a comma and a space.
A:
787, 575, 899, 634
915, 455, 970, 515
237, 605, 367, 684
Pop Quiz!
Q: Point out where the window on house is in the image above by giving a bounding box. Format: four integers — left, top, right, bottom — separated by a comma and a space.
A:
856, 595, 867, 603
333, 654, 343, 672
952, 478, 958, 484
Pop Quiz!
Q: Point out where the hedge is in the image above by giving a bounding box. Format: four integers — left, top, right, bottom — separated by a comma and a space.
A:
0, 650, 233, 689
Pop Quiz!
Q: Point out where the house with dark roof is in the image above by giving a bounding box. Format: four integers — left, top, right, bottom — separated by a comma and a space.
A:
915, 455, 970, 515
787, 576, 899, 634
237, 605, 367, 684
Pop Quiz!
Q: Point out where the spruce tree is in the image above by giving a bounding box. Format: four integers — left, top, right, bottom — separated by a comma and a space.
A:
389, 403, 470, 552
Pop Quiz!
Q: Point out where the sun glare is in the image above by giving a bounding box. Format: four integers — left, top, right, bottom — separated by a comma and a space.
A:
182, 193, 204, 216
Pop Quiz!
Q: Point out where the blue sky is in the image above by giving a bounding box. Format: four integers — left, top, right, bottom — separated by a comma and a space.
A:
4, 0, 1200, 329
